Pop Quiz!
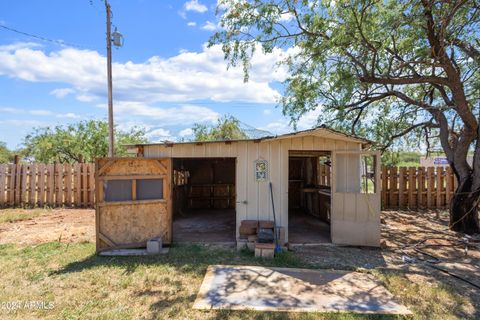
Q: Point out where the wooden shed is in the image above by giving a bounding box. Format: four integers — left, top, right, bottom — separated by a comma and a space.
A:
96, 127, 381, 252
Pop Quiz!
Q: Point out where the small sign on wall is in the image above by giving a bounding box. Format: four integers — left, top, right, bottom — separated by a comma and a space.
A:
254, 160, 268, 182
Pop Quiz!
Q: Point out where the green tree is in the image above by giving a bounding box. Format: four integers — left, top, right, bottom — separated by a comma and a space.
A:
0, 142, 12, 164
23, 120, 148, 163
192, 115, 248, 141
212, 0, 480, 234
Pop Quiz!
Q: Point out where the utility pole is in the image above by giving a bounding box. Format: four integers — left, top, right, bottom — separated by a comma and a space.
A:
105, 0, 114, 157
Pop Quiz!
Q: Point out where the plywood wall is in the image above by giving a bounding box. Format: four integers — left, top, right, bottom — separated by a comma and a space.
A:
143, 135, 362, 242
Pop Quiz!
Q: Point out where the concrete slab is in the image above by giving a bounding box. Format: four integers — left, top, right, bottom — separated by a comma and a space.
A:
193, 265, 411, 315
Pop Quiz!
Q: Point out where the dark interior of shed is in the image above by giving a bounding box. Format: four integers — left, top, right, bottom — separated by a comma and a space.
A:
172, 158, 236, 243
288, 151, 332, 244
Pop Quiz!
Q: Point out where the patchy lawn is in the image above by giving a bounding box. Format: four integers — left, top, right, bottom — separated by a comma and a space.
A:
0, 208, 49, 224
0, 208, 478, 319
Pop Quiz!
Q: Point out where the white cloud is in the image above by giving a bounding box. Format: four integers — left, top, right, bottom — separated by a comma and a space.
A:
262, 107, 323, 134
146, 128, 173, 141
50, 88, 74, 99
201, 21, 218, 31
56, 112, 80, 119
178, 10, 187, 19
279, 12, 294, 22
0, 106, 80, 119
263, 109, 272, 115
187, 21, 197, 27
76, 94, 96, 102
0, 42, 41, 51
184, 0, 208, 13
0, 119, 44, 126
0, 107, 21, 113
179, 128, 194, 137
297, 107, 323, 129
98, 102, 219, 125
0, 43, 287, 104
29, 109, 52, 116
262, 120, 291, 134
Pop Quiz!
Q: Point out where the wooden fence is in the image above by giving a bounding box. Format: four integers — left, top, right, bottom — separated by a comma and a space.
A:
318, 164, 457, 209
0, 163, 95, 208
0, 163, 460, 210
381, 166, 457, 209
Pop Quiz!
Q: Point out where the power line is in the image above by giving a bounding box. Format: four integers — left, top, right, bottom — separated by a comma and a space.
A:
0, 24, 89, 49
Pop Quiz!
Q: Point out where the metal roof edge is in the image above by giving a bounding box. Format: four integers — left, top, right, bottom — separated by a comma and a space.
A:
124, 125, 372, 148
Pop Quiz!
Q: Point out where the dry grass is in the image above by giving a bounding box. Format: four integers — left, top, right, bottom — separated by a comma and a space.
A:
375, 271, 473, 320
0, 240, 473, 320
0, 208, 50, 224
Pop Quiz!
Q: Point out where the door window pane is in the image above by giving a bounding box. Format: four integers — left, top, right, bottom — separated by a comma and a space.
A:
137, 179, 164, 200
104, 180, 132, 202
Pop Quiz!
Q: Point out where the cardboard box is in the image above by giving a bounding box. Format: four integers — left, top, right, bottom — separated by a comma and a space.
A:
259, 220, 274, 229
254, 243, 275, 258
239, 225, 257, 236
240, 220, 259, 228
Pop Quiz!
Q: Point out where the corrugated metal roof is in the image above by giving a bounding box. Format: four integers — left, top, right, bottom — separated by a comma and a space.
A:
124, 125, 373, 148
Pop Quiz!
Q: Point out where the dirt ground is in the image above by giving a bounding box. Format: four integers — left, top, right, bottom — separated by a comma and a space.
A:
294, 210, 480, 316
0, 208, 94, 245
0, 208, 479, 316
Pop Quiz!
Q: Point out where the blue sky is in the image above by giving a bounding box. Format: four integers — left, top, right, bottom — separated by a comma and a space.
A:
0, 0, 321, 149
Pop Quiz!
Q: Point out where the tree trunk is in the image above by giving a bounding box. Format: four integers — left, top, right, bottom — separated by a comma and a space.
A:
449, 175, 480, 234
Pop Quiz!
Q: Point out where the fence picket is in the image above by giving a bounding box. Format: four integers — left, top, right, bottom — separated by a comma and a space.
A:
8, 165, 15, 206
65, 164, 72, 206
408, 167, 416, 208
445, 167, 453, 207
29, 164, 37, 207
0, 165, 5, 206
398, 167, 406, 208
88, 164, 95, 207
390, 167, 398, 208
417, 167, 425, 209
20, 165, 27, 207
47, 164, 55, 205
436, 167, 443, 209
55, 164, 63, 206
381, 166, 387, 208
38, 164, 45, 207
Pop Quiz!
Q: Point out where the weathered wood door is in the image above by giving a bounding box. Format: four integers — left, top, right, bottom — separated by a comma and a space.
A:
95, 158, 172, 252
331, 151, 381, 247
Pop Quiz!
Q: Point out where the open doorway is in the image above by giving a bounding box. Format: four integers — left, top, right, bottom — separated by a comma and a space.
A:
288, 151, 332, 244
172, 158, 236, 243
